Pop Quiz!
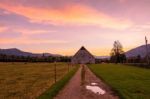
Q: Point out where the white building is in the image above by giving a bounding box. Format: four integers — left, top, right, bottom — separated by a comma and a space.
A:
71, 46, 95, 64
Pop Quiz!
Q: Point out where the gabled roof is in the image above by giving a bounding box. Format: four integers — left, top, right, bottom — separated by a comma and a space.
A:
80, 46, 86, 50
73, 46, 95, 58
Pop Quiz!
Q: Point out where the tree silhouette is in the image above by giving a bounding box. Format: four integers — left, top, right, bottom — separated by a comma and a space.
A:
110, 41, 126, 63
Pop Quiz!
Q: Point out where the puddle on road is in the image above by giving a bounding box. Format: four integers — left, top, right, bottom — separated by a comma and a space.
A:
86, 83, 106, 95
91, 83, 98, 86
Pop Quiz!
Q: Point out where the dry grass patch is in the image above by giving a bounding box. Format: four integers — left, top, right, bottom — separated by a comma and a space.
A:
0, 62, 72, 99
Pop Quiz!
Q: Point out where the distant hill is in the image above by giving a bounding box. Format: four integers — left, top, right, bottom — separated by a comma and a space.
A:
0, 48, 61, 57
95, 56, 110, 59
125, 44, 150, 58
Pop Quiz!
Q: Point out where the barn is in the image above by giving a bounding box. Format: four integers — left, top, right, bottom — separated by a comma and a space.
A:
71, 46, 95, 64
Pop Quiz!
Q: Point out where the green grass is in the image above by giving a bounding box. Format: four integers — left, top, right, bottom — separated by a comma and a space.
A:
88, 64, 150, 99
0, 62, 75, 99
38, 65, 79, 99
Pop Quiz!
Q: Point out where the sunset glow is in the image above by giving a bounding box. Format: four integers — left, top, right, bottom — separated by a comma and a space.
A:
0, 0, 150, 55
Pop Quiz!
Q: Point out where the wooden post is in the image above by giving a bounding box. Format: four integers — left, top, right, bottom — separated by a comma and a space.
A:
54, 62, 57, 83
68, 63, 69, 72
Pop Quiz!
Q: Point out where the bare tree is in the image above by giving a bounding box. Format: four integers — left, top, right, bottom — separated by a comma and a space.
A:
110, 41, 126, 63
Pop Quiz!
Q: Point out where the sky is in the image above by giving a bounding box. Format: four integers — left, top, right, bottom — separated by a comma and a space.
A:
0, 0, 150, 56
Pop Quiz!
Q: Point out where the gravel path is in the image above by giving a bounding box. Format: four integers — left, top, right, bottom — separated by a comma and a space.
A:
54, 65, 119, 99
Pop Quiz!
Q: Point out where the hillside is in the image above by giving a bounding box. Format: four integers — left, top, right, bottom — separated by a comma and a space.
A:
95, 56, 110, 59
125, 44, 150, 58
0, 48, 61, 57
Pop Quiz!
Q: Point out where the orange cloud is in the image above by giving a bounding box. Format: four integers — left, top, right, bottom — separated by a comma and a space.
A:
0, 3, 133, 30
0, 25, 7, 32
0, 38, 68, 45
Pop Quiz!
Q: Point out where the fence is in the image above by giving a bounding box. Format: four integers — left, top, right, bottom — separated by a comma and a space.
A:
53, 62, 75, 83
0, 62, 76, 99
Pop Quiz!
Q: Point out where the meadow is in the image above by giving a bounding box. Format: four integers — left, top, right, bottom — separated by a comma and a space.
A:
0, 62, 75, 99
88, 64, 150, 99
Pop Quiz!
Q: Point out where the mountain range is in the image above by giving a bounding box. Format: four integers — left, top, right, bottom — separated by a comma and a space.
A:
125, 44, 150, 58
0, 44, 150, 58
0, 48, 61, 57
95, 56, 110, 59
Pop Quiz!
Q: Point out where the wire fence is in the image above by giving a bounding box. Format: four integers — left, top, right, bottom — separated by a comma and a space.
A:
0, 62, 76, 99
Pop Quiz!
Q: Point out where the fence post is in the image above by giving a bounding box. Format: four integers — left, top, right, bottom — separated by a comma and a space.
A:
54, 62, 57, 83
68, 63, 70, 72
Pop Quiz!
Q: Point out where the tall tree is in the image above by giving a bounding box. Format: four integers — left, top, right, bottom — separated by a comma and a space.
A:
110, 41, 126, 63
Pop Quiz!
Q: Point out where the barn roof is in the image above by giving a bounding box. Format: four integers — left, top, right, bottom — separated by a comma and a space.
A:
80, 46, 86, 50
71, 46, 95, 64
73, 46, 95, 58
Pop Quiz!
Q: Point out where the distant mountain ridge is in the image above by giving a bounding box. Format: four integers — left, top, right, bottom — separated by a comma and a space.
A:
125, 44, 150, 58
1, 45, 150, 58
95, 56, 110, 59
0, 48, 61, 57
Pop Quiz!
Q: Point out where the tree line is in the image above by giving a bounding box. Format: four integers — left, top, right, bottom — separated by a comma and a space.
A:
0, 54, 71, 62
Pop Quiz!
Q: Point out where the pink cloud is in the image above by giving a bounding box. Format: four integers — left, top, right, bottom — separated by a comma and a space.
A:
118, 0, 127, 3
0, 2, 133, 30
0, 25, 7, 32
16, 29, 56, 36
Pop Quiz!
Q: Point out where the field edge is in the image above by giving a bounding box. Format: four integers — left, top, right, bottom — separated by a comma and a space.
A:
88, 64, 124, 99
37, 65, 79, 99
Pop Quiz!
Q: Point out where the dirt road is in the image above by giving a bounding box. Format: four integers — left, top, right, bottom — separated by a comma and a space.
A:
54, 65, 119, 99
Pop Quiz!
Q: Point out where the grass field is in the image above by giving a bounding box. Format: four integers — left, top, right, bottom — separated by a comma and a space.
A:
0, 62, 75, 99
88, 64, 150, 99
